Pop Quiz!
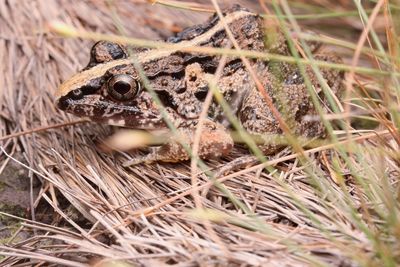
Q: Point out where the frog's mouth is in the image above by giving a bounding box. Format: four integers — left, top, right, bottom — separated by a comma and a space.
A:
56, 93, 167, 130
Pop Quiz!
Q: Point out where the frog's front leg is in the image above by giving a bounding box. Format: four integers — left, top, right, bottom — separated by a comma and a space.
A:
123, 119, 233, 166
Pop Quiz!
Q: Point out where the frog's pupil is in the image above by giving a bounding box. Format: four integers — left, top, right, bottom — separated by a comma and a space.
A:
114, 81, 132, 95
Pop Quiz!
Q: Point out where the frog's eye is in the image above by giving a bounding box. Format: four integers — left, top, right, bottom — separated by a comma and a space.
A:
107, 74, 141, 101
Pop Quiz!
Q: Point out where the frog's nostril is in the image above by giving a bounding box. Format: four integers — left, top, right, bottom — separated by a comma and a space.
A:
71, 89, 83, 99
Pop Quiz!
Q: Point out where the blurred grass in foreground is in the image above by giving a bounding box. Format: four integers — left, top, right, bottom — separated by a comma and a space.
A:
47, 1, 400, 266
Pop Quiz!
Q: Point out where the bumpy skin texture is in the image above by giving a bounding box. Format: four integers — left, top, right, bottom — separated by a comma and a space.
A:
55, 5, 343, 164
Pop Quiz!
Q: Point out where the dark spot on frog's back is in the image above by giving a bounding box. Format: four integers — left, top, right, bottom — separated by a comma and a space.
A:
241, 17, 259, 37
85, 41, 127, 69
167, 16, 220, 43
156, 90, 177, 109
194, 86, 208, 101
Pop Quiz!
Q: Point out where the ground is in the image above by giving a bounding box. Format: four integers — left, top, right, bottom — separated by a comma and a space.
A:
0, 1, 398, 266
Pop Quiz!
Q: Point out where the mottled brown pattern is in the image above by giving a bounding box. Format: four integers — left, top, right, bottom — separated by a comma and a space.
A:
56, 5, 343, 163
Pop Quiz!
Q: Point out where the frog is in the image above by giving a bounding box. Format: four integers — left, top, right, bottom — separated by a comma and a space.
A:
55, 5, 343, 165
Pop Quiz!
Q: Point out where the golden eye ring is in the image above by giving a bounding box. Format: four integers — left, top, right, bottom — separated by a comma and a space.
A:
107, 74, 140, 101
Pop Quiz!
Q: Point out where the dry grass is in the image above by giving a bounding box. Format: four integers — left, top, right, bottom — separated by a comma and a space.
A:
0, 0, 399, 266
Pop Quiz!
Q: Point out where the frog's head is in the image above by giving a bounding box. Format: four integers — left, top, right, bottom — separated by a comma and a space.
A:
56, 7, 259, 129
55, 41, 167, 129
